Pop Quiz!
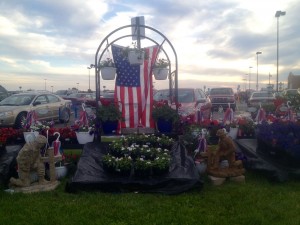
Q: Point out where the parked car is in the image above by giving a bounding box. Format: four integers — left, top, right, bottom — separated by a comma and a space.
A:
153, 88, 212, 122
100, 90, 115, 105
55, 89, 72, 98
283, 89, 300, 96
63, 92, 96, 107
208, 87, 236, 111
0, 92, 72, 128
248, 91, 275, 107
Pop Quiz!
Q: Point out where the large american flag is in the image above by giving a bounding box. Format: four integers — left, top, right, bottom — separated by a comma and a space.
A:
112, 44, 159, 128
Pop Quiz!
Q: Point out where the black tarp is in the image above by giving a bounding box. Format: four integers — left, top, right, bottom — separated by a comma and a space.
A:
65, 141, 203, 194
0, 145, 22, 186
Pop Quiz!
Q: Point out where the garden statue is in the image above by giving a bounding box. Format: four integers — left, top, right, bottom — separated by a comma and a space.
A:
9, 135, 48, 188
203, 128, 245, 178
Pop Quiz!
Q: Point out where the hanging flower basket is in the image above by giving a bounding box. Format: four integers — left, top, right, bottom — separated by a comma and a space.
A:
128, 50, 145, 65
100, 67, 116, 80
75, 132, 94, 144
153, 68, 168, 80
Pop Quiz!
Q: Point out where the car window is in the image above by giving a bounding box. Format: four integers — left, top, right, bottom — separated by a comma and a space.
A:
35, 95, 48, 104
252, 92, 273, 98
178, 90, 194, 103
154, 90, 169, 101
210, 88, 233, 95
195, 89, 205, 99
47, 94, 60, 103
0, 94, 35, 106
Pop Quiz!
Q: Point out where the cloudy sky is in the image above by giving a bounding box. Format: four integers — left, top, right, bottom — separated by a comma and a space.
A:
0, 0, 299, 93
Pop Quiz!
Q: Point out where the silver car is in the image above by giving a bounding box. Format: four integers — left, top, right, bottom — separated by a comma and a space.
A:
0, 92, 72, 128
248, 91, 275, 107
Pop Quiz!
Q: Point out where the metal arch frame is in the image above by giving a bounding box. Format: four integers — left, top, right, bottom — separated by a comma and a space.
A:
94, 24, 178, 109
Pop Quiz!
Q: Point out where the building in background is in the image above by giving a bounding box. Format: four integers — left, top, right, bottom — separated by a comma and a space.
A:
287, 72, 300, 89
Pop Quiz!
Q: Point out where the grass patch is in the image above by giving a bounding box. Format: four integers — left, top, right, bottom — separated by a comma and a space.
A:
1, 171, 300, 225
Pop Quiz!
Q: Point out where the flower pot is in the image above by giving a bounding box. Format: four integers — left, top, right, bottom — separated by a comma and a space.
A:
100, 67, 116, 80
128, 50, 144, 65
23, 131, 39, 143
102, 120, 118, 134
153, 68, 168, 80
46, 166, 67, 180
156, 119, 173, 133
228, 127, 238, 140
75, 132, 94, 144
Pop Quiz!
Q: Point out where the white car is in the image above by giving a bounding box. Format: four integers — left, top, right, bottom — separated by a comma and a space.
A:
248, 91, 275, 107
0, 92, 72, 128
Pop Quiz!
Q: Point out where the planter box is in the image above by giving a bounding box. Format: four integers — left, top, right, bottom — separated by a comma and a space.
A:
76, 132, 94, 144
257, 138, 300, 167
128, 50, 144, 65
100, 67, 116, 80
153, 68, 168, 80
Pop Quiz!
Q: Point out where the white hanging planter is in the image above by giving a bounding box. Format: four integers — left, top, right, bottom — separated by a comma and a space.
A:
228, 127, 238, 140
23, 131, 39, 143
100, 67, 116, 80
76, 132, 94, 144
128, 50, 145, 65
153, 68, 168, 80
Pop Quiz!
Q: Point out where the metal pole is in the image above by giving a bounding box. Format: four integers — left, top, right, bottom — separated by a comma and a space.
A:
276, 16, 279, 92
256, 55, 258, 91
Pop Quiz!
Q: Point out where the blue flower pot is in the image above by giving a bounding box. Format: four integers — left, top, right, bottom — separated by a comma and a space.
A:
102, 120, 118, 134
156, 119, 173, 133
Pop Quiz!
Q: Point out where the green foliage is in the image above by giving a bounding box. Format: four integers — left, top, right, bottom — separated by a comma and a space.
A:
152, 104, 180, 123
1, 171, 300, 225
153, 58, 169, 68
98, 58, 115, 68
97, 104, 123, 122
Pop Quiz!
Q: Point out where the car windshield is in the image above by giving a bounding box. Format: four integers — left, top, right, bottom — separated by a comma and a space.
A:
210, 88, 233, 95
154, 89, 194, 103
177, 90, 194, 103
0, 94, 35, 106
252, 92, 273, 98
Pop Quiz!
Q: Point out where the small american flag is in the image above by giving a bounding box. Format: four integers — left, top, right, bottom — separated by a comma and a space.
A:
112, 44, 159, 128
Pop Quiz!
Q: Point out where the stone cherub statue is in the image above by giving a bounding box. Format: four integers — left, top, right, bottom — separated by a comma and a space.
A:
205, 128, 245, 178
9, 135, 48, 187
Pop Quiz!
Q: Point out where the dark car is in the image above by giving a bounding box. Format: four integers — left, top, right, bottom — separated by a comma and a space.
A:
153, 88, 212, 122
0, 92, 72, 128
208, 87, 236, 111
63, 92, 96, 106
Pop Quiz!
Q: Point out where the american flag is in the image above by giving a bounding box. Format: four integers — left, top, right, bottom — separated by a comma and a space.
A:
112, 44, 159, 128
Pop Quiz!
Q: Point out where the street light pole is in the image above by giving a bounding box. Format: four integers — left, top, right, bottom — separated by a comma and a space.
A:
256, 51, 262, 91
87, 64, 95, 92
248, 66, 252, 92
44, 79, 47, 91
275, 10, 286, 92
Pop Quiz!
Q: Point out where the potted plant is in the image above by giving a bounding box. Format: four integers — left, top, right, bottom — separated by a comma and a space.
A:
152, 58, 169, 80
152, 100, 180, 133
72, 114, 96, 144
122, 44, 148, 65
97, 103, 123, 134
134, 158, 152, 178
225, 119, 239, 140
115, 156, 132, 176
256, 120, 300, 166
98, 58, 116, 80
102, 154, 117, 173
152, 154, 171, 176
